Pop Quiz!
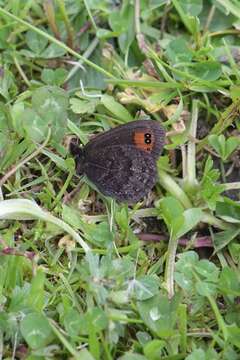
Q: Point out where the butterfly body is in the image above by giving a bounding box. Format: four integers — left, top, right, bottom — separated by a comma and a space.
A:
70, 120, 165, 202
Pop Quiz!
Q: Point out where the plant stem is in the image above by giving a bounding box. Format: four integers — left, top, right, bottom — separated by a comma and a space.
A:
178, 304, 187, 354
185, 100, 198, 189
207, 294, 228, 341
165, 233, 178, 298
13, 54, 30, 86
83, 0, 98, 32
66, 36, 99, 82
51, 171, 74, 210
224, 182, 240, 190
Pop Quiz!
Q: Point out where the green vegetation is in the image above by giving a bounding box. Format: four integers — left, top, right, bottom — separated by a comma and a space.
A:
0, 1, 240, 359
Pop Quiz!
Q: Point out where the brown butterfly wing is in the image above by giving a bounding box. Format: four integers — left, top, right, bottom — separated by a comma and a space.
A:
84, 120, 165, 160
83, 145, 157, 202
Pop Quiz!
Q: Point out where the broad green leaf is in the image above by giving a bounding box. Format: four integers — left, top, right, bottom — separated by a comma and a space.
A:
133, 275, 159, 300
41, 68, 68, 86
208, 134, 224, 156
225, 137, 240, 159
27, 269, 45, 312
70, 97, 98, 114
26, 30, 48, 54
22, 108, 47, 142
137, 294, 179, 337
78, 349, 96, 360
195, 260, 219, 282
101, 94, 133, 122
20, 313, 54, 349
219, 267, 240, 296
196, 281, 217, 297
32, 86, 68, 145
40, 43, 66, 58
85, 307, 108, 332
82, 221, 114, 246
166, 38, 193, 63
189, 61, 222, 81
63, 309, 83, 337
157, 196, 184, 234
144, 339, 166, 360
176, 208, 203, 238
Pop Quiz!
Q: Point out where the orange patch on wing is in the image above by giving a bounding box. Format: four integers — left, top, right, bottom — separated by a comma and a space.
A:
133, 130, 154, 152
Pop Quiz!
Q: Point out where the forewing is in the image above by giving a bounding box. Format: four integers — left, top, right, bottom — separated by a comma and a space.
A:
84, 120, 165, 159
83, 145, 157, 202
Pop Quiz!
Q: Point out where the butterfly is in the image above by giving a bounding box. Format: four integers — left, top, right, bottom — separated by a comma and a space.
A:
70, 120, 165, 203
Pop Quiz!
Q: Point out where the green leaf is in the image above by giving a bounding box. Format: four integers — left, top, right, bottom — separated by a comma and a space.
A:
208, 134, 224, 156
158, 198, 203, 239
144, 339, 166, 360
78, 349, 96, 360
185, 348, 206, 360
26, 30, 48, 54
108, 3, 135, 53
189, 61, 222, 81
166, 38, 193, 63
175, 251, 199, 291
216, 199, 240, 223
195, 260, 219, 282
213, 228, 240, 252
40, 43, 66, 58
20, 313, 54, 349
0, 68, 17, 100
225, 136, 240, 159
41, 68, 68, 86
62, 204, 83, 229
172, 0, 200, 34
228, 325, 240, 349
208, 134, 239, 161
175, 252, 219, 298
200, 157, 225, 210
67, 119, 89, 145
157, 196, 184, 237
176, 208, 203, 238
219, 267, 240, 296
137, 294, 179, 337
85, 307, 108, 332
32, 86, 69, 145
196, 281, 217, 297
83, 221, 114, 247
133, 275, 159, 300
178, 0, 203, 16
101, 94, 133, 122
41, 149, 71, 171
22, 108, 48, 142
97, 28, 119, 39
70, 97, 98, 114
63, 309, 83, 337
27, 269, 45, 312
